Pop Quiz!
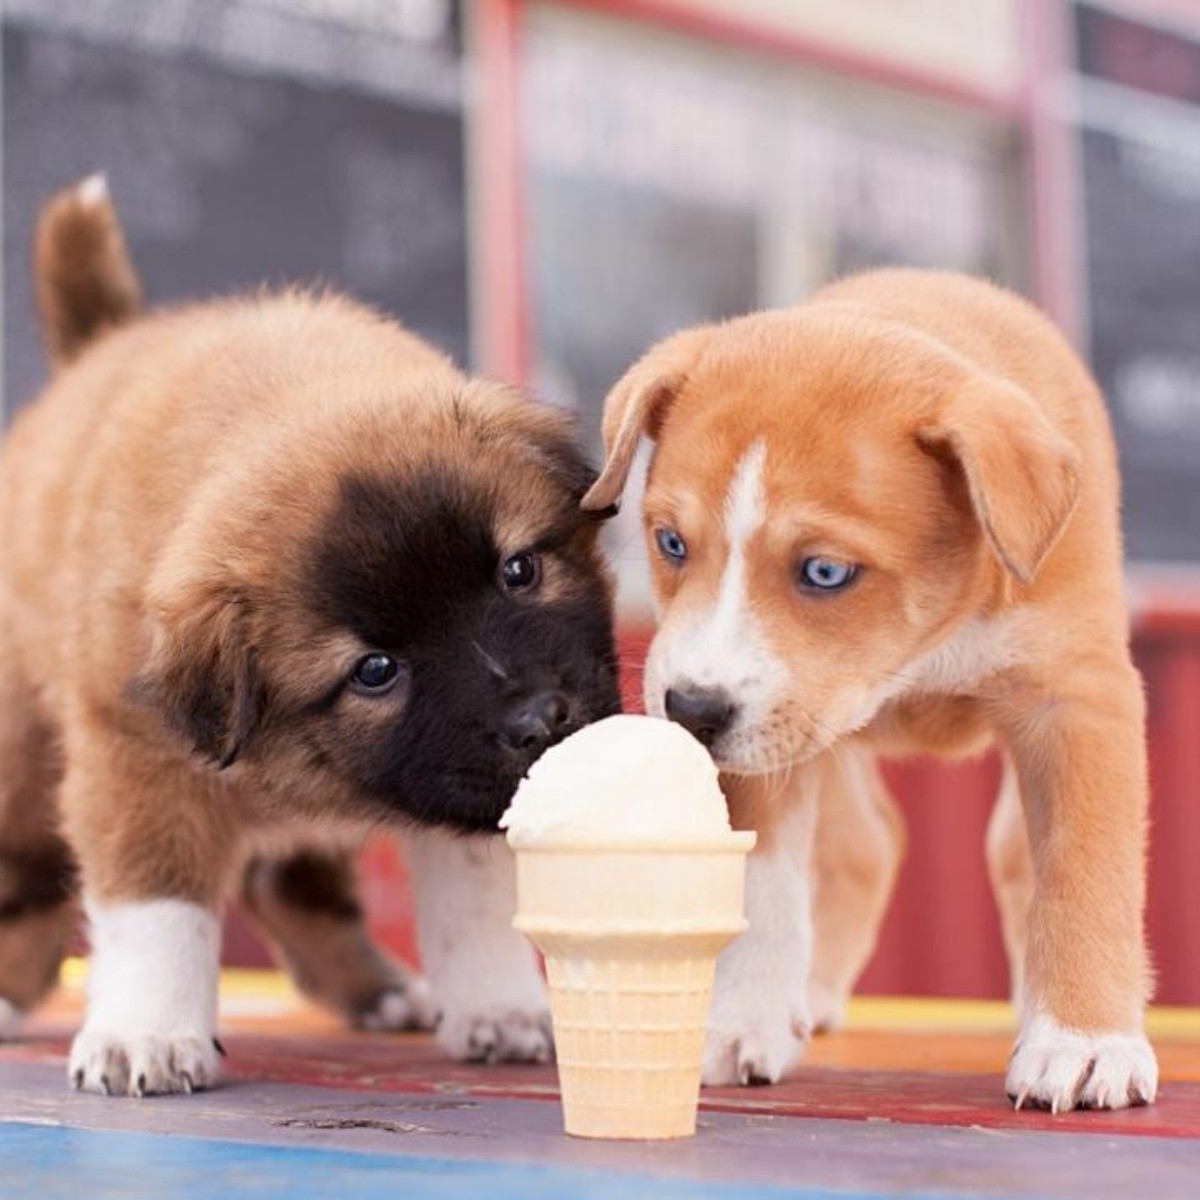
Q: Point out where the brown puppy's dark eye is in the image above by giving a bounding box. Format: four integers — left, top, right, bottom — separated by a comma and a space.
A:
501, 551, 541, 592
351, 653, 403, 695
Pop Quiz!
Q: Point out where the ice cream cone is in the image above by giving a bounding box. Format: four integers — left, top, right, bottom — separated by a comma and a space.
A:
510, 833, 756, 1139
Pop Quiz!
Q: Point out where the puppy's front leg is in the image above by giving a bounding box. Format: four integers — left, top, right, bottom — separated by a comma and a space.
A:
404, 827, 551, 1064
61, 747, 233, 1097
703, 772, 817, 1087
72, 898, 222, 1096
1001, 660, 1158, 1112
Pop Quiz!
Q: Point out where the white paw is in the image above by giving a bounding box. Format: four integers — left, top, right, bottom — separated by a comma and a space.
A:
1007, 1013, 1158, 1112
353, 977, 439, 1033
703, 923, 811, 1083
0, 997, 23, 1040
75, 898, 221, 1096
69, 1027, 221, 1097
702, 980, 809, 1087
439, 1004, 554, 1064
702, 1015, 807, 1086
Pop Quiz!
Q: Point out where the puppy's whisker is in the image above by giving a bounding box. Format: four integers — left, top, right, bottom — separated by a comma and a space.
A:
472, 641, 508, 682
794, 703, 838, 749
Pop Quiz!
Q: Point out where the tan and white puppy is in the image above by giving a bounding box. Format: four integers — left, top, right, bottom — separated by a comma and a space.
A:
583, 270, 1156, 1112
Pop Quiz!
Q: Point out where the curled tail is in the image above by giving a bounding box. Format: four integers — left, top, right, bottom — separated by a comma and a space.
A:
35, 174, 142, 369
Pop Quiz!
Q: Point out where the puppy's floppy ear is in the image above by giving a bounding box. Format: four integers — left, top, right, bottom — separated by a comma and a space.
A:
581, 326, 714, 513
131, 581, 265, 768
459, 379, 600, 504
518, 405, 600, 503
918, 376, 1082, 585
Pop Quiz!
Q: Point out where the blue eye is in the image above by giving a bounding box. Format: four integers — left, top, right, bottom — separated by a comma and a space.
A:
656, 527, 688, 564
798, 557, 857, 592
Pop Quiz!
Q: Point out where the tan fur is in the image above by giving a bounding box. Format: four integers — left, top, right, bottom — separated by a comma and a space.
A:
592, 270, 1151, 1087
986, 758, 1034, 1007
808, 748, 905, 1032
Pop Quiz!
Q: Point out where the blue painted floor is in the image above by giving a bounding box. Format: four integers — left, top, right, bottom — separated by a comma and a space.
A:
0, 1122, 876, 1200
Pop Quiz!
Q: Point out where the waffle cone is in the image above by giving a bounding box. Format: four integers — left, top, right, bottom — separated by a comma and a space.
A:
510, 833, 755, 1139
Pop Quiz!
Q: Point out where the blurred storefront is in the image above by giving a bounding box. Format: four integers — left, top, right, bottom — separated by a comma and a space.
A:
502, 0, 1200, 1005
3, 0, 1199, 1002
1, 0, 471, 409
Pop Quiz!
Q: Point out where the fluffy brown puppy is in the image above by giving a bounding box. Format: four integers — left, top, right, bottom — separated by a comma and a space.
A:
0, 177, 619, 1095
584, 269, 1156, 1112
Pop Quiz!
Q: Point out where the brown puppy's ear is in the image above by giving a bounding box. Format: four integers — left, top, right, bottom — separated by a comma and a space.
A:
514, 404, 601, 505
132, 584, 264, 769
458, 380, 602, 507
918, 377, 1082, 585
581, 326, 714, 513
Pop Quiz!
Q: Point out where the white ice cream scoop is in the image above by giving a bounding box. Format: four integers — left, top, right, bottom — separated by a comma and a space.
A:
499, 713, 731, 844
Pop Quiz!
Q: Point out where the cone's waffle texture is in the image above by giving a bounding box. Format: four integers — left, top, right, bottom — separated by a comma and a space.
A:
511, 835, 755, 1139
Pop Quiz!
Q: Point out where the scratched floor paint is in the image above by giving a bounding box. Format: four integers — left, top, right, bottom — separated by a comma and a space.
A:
3, 978, 1200, 1199
4, 1061, 1200, 1199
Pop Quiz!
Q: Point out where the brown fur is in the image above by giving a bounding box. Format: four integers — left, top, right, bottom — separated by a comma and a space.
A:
0, 180, 616, 1060
588, 269, 1152, 1103
35, 177, 141, 368
242, 850, 432, 1027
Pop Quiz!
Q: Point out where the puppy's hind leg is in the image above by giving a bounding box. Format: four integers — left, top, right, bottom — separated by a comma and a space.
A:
0, 843, 78, 1038
808, 748, 905, 1032
0, 654, 76, 1036
242, 846, 436, 1032
404, 827, 551, 1064
986, 755, 1033, 1010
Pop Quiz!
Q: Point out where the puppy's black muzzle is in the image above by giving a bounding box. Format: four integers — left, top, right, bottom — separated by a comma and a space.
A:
501, 689, 572, 757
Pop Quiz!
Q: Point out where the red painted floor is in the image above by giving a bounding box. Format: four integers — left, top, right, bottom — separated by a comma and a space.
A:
9, 968, 1200, 1140
6, 969, 1200, 1198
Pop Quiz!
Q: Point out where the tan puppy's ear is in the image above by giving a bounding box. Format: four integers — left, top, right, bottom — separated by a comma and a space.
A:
130, 582, 264, 769
581, 326, 713, 513
918, 377, 1082, 585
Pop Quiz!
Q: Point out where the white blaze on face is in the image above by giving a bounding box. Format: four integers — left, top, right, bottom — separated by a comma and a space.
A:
646, 439, 787, 754
709, 439, 766, 656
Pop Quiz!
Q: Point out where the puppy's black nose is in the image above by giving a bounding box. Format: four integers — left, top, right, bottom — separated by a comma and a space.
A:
503, 690, 571, 755
664, 686, 737, 747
